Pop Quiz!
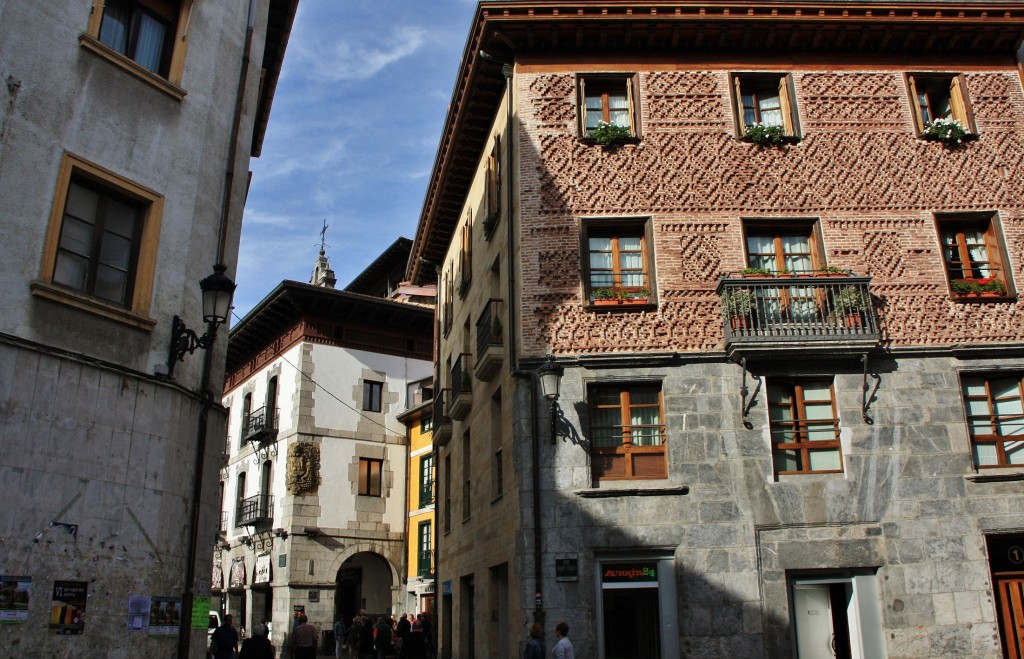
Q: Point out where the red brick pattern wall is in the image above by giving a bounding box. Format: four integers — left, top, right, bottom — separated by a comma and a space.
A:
516, 69, 1024, 356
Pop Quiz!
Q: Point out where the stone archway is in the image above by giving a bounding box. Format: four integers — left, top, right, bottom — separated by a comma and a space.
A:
333, 550, 397, 623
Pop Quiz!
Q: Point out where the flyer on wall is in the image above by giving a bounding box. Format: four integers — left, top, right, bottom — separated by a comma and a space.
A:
127, 595, 151, 632
148, 596, 181, 635
50, 581, 87, 635
0, 576, 30, 623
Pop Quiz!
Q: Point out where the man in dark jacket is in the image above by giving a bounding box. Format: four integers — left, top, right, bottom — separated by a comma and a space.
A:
374, 617, 393, 659
210, 614, 239, 659
399, 620, 427, 659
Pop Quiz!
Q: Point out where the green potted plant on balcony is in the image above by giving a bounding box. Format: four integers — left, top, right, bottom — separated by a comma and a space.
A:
592, 287, 650, 306
589, 120, 633, 147
744, 122, 787, 147
819, 266, 849, 277
740, 267, 772, 278
834, 285, 868, 327
951, 276, 1006, 297
722, 288, 756, 329
491, 316, 503, 343
922, 117, 977, 148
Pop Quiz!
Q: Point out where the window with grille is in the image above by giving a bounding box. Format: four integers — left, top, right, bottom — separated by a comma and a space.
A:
589, 384, 667, 481
768, 380, 842, 475
961, 374, 1024, 468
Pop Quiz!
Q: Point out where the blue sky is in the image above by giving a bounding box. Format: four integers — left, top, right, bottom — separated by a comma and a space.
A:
234, 0, 480, 321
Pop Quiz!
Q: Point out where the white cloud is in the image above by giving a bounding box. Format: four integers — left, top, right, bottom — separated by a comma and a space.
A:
295, 25, 426, 83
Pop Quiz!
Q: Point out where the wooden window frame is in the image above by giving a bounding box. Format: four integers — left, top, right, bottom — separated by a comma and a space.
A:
419, 453, 434, 508
484, 136, 501, 232
935, 212, 1013, 299
767, 379, 843, 476
362, 380, 383, 412
742, 220, 824, 275
961, 373, 1024, 469
588, 383, 667, 482
80, 0, 192, 100
577, 74, 641, 142
580, 217, 656, 310
417, 521, 432, 577
731, 72, 801, 140
33, 153, 162, 330
357, 458, 383, 497
906, 73, 976, 136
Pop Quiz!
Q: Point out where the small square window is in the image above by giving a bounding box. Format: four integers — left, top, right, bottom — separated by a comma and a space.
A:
578, 74, 639, 141
936, 213, 1011, 299
363, 380, 383, 412
961, 374, 1024, 468
907, 73, 976, 135
581, 218, 655, 308
732, 73, 800, 140
768, 379, 842, 475
357, 458, 383, 497
421, 415, 434, 433
588, 384, 667, 481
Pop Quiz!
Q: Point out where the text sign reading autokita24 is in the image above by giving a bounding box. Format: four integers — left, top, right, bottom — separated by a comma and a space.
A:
602, 563, 658, 584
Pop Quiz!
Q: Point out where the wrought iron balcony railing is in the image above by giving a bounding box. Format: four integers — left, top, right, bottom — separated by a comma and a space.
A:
243, 406, 278, 444
235, 493, 274, 527
475, 299, 504, 380
717, 275, 880, 359
433, 390, 452, 445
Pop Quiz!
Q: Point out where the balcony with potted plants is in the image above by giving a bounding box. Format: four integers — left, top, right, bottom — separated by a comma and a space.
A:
717, 270, 880, 359
448, 353, 473, 420
474, 299, 503, 380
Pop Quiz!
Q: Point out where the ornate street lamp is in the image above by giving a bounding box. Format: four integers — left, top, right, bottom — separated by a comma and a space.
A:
167, 264, 236, 376
537, 354, 564, 443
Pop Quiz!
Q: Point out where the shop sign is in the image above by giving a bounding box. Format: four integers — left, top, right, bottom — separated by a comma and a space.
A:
556, 559, 578, 582
601, 562, 658, 584
255, 554, 271, 584
442, 580, 452, 596
229, 560, 246, 588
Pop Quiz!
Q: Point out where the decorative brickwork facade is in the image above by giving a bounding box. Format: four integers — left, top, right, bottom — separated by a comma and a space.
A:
410, 3, 1024, 658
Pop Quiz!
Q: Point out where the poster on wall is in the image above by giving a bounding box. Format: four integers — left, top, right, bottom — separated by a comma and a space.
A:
147, 596, 181, 635
255, 554, 271, 584
0, 576, 30, 623
127, 595, 151, 631
229, 560, 246, 588
50, 581, 87, 635
191, 596, 211, 629
212, 556, 223, 590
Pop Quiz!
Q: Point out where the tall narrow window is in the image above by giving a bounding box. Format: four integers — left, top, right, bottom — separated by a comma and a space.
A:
363, 380, 383, 412
961, 374, 1024, 468
937, 214, 1010, 298
234, 472, 246, 527
907, 73, 975, 135
417, 521, 433, 577
419, 453, 435, 508
579, 75, 638, 139
485, 136, 501, 232
241, 393, 253, 445
768, 380, 842, 475
443, 455, 451, 534
357, 458, 383, 496
589, 384, 667, 481
732, 73, 799, 139
462, 432, 471, 521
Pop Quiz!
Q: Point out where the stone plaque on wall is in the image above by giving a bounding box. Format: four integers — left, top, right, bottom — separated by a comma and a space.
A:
287, 442, 321, 495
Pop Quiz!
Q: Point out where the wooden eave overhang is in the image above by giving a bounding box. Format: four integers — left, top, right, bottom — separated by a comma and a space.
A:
225, 280, 435, 374
345, 237, 412, 293
252, 0, 299, 157
406, 0, 1024, 285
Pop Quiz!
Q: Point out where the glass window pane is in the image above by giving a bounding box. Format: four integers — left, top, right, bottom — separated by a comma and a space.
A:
53, 253, 89, 290
808, 449, 841, 471
619, 237, 642, 252
94, 264, 128, 304
99, 1, 130, 54
805, 422, 837, 442
803, 401, 833, 421
608, 110, 630, 128
100, 233, 132, 270
135, 13, 167, 73
1005, 441, 1024, 465
962, 380, 986, 397
781, 235, 810, 254
59, 217, 95, 256
774, 449, 800, 472
104, 199, 138, 238
65, 184, 99, 222
608, 94, 628, 110
592, 428, 622, 449
974, 443, 998, 466
968, 419, 994, 436
802, 383, 832, 401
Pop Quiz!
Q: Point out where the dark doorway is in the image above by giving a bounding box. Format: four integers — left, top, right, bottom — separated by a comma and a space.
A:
336, 568, 362, 624
602, 587, 660, 659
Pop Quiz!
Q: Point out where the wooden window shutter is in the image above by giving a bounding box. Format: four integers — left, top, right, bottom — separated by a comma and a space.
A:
907, 75, 925, 134
983, 218, 1006, 283
779, 75, 795, 135
626, 76, 636, 133
578, 77, 587, 134
733, 75, 745, 133
492, 135, 501, 216
949, 74, 976, 133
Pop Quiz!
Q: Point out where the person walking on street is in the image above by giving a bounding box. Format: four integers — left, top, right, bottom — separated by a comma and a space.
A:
524, 623, 545, 659
374, 616, 394, 659
239, 623, 274, 659
292, 614, 318, 659
335, 614, 348, 658
399, 620, 428, 659
552, 621, 574, 659
210, 613, 239, 659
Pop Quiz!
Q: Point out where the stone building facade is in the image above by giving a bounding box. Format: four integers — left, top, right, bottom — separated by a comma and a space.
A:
0, 1, 295, 655
408, 2, 1024, 658
214, 252, 433, 653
